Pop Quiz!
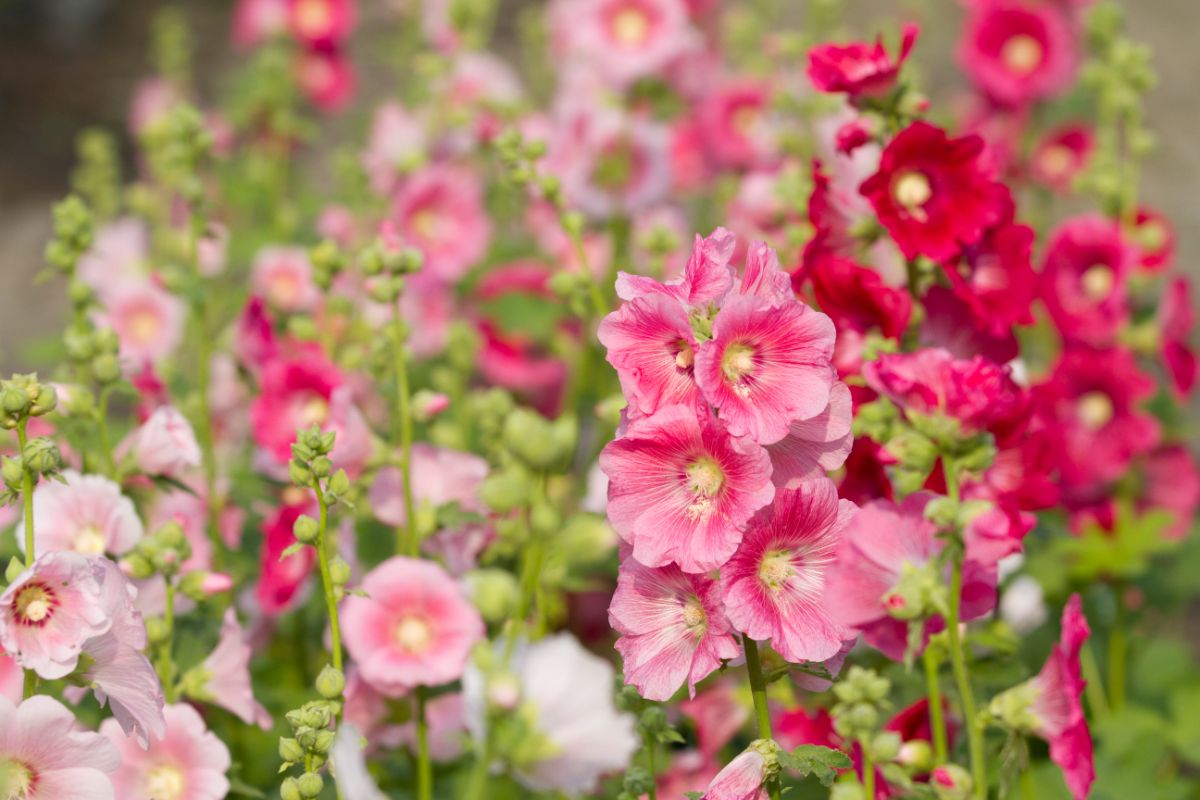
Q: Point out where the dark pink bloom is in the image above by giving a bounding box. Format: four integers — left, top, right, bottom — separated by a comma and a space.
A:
598, 292, 702, 419
959, 0, 1078, 107
943, 221, 1037, 338
1030, 595, 1094, 800
919, 286, 1018, 366
609, 558, 740, 700
616, 227, 736, 308
251, 245, 321, 314
764, 381, 854, 487
697, 79, 778, 170
681, 682, 750, 757
296, 48, 356, 113
600, 405, 775, 573
287, 0, 356, 48
391, 165, 491, 281
860, 121, 1011, 262
1040, 215, 1135, 347
1140, 445, 1200, 540
1132, 207, 1175, 273
721, 480, 856, 664
1031, 123, 1093, 193
807, 24, 919, 97
255, 499, 317, 615
249, 351, 341, 463
1161, 277, 1196, 399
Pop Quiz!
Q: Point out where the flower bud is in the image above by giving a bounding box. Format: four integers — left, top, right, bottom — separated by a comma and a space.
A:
145, 617, 171, 645
327, 468, 350, 496
480, 469, 530, 514
310, 456, 332, 479
930, 764, 973, 800
296, 772, 323, 799
312, 730, 336, 755
91, 353, 121, 384
280, 777, 302, 800
2, 456, 25, 489
288, 460, 314, 487
328, 556, 351, 587
466, 568, 519, 624
278, 737, 305, 763
412, 390, 450, 423
529, 503, 561, 538
897, 739, 934, 772
23, 437, 62, 475
1, 386, 30, 415
121, 553, 155, 580
5, 557, 26, 583
293, 515, 320, 544
316, 665, 345, 700
29, 384, 57, 417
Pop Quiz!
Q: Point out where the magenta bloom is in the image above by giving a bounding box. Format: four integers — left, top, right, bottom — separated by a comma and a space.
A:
249, 351, 343, 464
1160, 276, 1196, 399
250, 245, 321, 314
1040, 215, 1135, 347
860, 121, 1011, 263
598, 292, 701, 419
959, 0, 1078, 107
255, 500, 317, 615
696, 79, 777, 170
1032, 123, 1094, 193
341, 557, 484, 696
944, 221, 1037, 338
609, 558, 740, 701
807, 24, 919, 97
764, 380, 853, 487
287, 0, 356, 49
721, 480, 856, 664
615, 227, 736, 309
1030, 595, 1094, 800
391, 165, 491, 282
21, 470, 143, 558
103, 702, 231, 800
0, 695, 120, 800
600, 405, 775, 573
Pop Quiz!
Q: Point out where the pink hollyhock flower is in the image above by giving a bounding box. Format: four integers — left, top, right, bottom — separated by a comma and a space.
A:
728, 169, 805, 267
598, 292, 702, 419
1160, 277, 1195, 398
232, 297, 279, 373
695, 292, 836, 446
99, 281, 186, 367
701, 743, 770, 800
296, 48, 356, 113
860, 121, 1011, 262
20, 470, 143, 558
341, 557, 483, 695
553, 0, 697, 86
193, 609, 272, 729
609, 558, 740, 700
824, 494, 996, 660
231, 0, 288, 49
287, 0, 356, 48
248, 351, 351, 465
256, 499, 317, 615
1031, 123, 1093, 193
124, 405, 202, 478
342, 669, 404, 751
959, 0, 1078, 107
330, 724, 388, 800
600, 405, 775, 573
681, 682, 750, 757
942, 221, 1037, 338
616, 227, 736, 308
556, 113, 673, 219
76, 216, 148, 293
1141, 446, 1200, 540
1040, 215, 1135, 347
103, 702, 231, 800
807, 23, 918, 97
1132, 207, 1175, 273
369, 444, 488, 528
391, 166, 491, 282
0, 695, 120, 799
721, 479, 856, 664
477, 321, 568, 414
656, 750, 721, 799
128, 78, 182, 138
764, 381, 853, 487
864, 347, 1024, 437
362, 102, 427, 195
919, 286, 1018, 366
251, 246, 321, 314
776, 706, 838, 750
0, 647, 19, 703
697, 79, 778, 170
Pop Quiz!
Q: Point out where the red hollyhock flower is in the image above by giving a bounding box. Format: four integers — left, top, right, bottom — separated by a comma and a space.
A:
1160, 276, 1196, 399
860, 121, 1011, 262
959, 0, 1078, 108
256, 498, 317, 615
807, 24, 919, 98
1039, 214, 1135, 347
804, 255, 912, 376
1030, 123, 1093, 193
287, 0, 356, 49
942, 221, 1037, 338
1131, 207, 1176, 273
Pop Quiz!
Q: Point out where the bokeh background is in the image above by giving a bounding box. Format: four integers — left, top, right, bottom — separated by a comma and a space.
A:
1, 0, 1196, 372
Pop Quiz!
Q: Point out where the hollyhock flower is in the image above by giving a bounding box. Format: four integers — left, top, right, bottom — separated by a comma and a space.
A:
103, 702, 231, 800
860, 121, 1010, 262
341, 557, 483, 695
1000, 574, 1048, 635
942, 221, 1037, 338
394, 692, 467, 760
1040, 215, 1135, 346
0, 648, 19, 703
557, 114, 673, 219
232, 297, 279, 373
1031, 123, 1093, 192
919, 286, 1018, 366
807, 23, 919, 97
369, 444, 488, 528
553, 0, 697, 86
231, 0, 288, 49
256, 498, 317, 615
600, 405, 775, 573
0, 695, 121, 799
609, 558, 740, 700
764, 381, 853, 487
287, 0, 356, 48
824, 494, 996, 660
296, 48, 356, 113
616, 226, 736, 308
124, 405, 202, 478
701, 743, 770, 800
1132, 207, 1175, 273
681, 682, 750, 757
776, 706, 838, 750
838, 437, 895, 506
1160, 277, 1196, 398
728, 168, 804, 266
76, 216, 148, 292
697, 79, 778, 170
960, 0, 1078, 107
390, 165, 491, 281
190, 609, 272, 728
362, 102, 426, 195
19, 470, 143, 558
250, 246, 321, 314
99, 281, 186, 367
657, 750, 722, 799
1141, 446, 1200, 540
330, 724, 388, 800
128, 78, 182, 138
248, 351, 342, 464
508, 633, 639, 793
598, 292, 701, 419
804, 254, 911, 376
721, 479, 856, 664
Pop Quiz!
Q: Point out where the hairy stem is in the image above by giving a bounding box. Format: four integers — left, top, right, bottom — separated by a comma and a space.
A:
924, 647, 949, 763
743, 636, 782, 800
392, 319, 418, 557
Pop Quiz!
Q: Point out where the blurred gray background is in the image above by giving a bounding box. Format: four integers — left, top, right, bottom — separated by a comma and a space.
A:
0, 0, 1196, 372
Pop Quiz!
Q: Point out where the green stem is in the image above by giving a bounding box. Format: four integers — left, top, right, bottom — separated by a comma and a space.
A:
1080, 641, 1110, 720
948, 558, 986, 800
644, 729, 658, 800
742, 636, 782, 800
157, 581, 178, 702
415, 687, 433, 800
187, 214, 223, 562
463, 740, 491, 800
313, 480, 343, 673
392, 319, 418, 557
924, 647, 949, 763
1108, 586, 1127, 712
861, 742, 876, 798
18, 420, 34, 565
95, 386, 117, 478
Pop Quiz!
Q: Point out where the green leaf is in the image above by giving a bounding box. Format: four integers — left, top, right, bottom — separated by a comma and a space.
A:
776, 745, 852, 787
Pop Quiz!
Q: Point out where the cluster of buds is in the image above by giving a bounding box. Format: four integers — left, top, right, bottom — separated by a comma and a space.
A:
143, 104, 214, 207
279, 666, 345, 800
359, 231, 423, 305
1, 375, 63, 512
832, 667, 901, 782
123, 520, 193, 582
43, 195, 94, 276
286, 427, 351, 592
63, 325, 123, 387
307, 239, 347, 293
71, 128, 122, 221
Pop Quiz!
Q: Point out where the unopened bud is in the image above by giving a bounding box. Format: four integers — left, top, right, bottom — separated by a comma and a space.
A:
316, 665, 345, 699
91, 353, 121, 384
23, 438, 62, 475
296, 772, 323, 798
930, 764, 973, 800
279, 737, 305, 763
328, 556, 351, 587
288, 460, 313, 487
29, 384, 57, 417
280, 777, 302, 800
466, 568, 519, 623
327, 469, 349, 496
293, 515, 320, 544
2, 456, 25, 489
897, 739, 934, 772
1, 386, 30, 414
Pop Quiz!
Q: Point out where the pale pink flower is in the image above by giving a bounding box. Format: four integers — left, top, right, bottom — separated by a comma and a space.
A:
20, 470, 143, 558
103, 702, 231, 800
0, 647, 19, 703
395, 692, 467, 760
600, 405, 775, 573
99, 281, 186, 367
391, 165, 491, 282
194, 609, 272, 729
553, 0, 697, 86
251, 246, 322, 314
764, 380, 854, 487
341, 557, 484, 695
609, 557, 741, 700
702, 744, 769, 800
598, 292, 702, 419
76, 217, 148, 293
231, 0, 288, 48
368, 444, 488, 528
362, 102, 427, 195
330, 724, 388, 800
128, 78, 181, 137
555, 112, 673, 219
125, 405, 202, 478
0, 694, 121, 800
721, 479, 856, 664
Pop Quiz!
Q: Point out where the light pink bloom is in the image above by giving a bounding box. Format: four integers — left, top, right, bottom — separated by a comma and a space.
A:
341, 557, 484, 696
391, 165, 491, 281
362, 102, 427, 195
959, 0, 1078, 108
609, 558, 740, 700
695, 292, 836, 446
553, 0, 697, 86
0, 647, 19, 703
615, 227, 737, 308
195, 609, 272, 729
103, 702, 231, 800
600, 405, 775, 573
0, 694, 121, 799
764, 381, 853, 487
99, 281, 186, 367
76, 217, 148, 293
368, 445, 488, 528
331, 724, 388, 800
126, 405, 202, 478
702, 744, 769, 800
231, 0, 288, 48
20, 470, 143, 558
556, 112, 673, 219
251, 246, 321, 314
721, 480, 856, 664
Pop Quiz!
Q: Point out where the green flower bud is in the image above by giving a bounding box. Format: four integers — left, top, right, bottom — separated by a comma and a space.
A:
288, 460, 314, 487
871, 731, 902, 762
897, 739, 933, 772
316, 665, 345, 700
310, 456, 332, 479
329, 556, 351, 587
847, 703, 879, 732
93, 328, 120, 354
312, 730, 336, 755
91, 353, 121, 385
930, 764, 973, 800
327, 469, 350, 497
296, 772, 324, 798
6, 557, 26, 583
293, 515, 320, 544
295, 727, 318, 751
29, 384, 57, 417
284, 710, 305, 731
830, 784, 866, 800
1, 386, 30, 415
155, 520, 186, 549
145, 617, 171, 645
63, 328, 95, 361
502, 409, 560, 469
23, 438, 62, 475
278, 737, 305, 763
121, 553, 155, 580
466, 568, 519, 624
280, 777, 302, 800
2, 456, 25, 489
529, 503, 561, 538
302, 706, 331, 730
479, 469, 530, 514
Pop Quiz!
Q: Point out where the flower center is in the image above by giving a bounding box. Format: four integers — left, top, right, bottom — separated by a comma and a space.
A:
393, 616, 433, 654
13, 583, 56, 626
1135, 219, 1166, 252
1038, 145, 1073, 179
674, 340, 695, 371
1001, 34, 1044, 75
611, 5, 651, 47
297, 395, 330, 427
0, 759, 35, 799
129, 308, 162, 344
685, 456, 724, 498
681, 598, 707, 632
268, 270, 302, 308
410, 208, 443, 241
145, 764, 186, 800
1076, 391, 1113, 430
721, 342, 756, 386
758, 551, 795, 591
294, 0, 333, 37
892, 170, 932, 214
730, 104, 760, 137
73, 524, 108, 556
1080, 264, 1114, 300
